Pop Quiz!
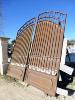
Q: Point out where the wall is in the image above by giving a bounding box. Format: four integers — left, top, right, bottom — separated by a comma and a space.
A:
0, 37, 9, 75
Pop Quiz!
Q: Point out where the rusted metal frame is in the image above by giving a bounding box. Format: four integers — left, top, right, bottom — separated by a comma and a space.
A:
7, 11, 67, 96
26, 12, 67, 96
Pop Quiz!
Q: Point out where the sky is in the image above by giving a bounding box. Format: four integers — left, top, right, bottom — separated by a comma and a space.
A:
1, 0, 75, 40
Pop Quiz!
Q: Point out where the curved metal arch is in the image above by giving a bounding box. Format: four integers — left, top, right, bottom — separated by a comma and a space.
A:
38, 11, 67, 29
17, 18, 36, 37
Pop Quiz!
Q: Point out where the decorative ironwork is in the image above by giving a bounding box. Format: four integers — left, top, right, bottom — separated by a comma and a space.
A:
26, 11, 67, 96
38, 11, 67, 29
7, 11, 67, 96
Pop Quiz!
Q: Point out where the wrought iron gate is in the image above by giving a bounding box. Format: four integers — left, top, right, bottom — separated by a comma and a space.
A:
7, 11, 67, 96
7, 18, 36, 80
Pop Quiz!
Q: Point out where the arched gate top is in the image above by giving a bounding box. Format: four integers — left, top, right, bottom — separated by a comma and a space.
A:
38, 11, 67, 29
17, 18, 36, 37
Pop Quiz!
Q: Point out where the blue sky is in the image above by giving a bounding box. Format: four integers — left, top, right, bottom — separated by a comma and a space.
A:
2, 0, 75, 40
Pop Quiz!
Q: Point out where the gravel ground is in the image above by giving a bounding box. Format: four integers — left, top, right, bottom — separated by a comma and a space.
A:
0, 75, 75, 100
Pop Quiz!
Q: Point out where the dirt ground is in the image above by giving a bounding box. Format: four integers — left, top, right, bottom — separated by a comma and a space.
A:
0, 75, 75, 100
